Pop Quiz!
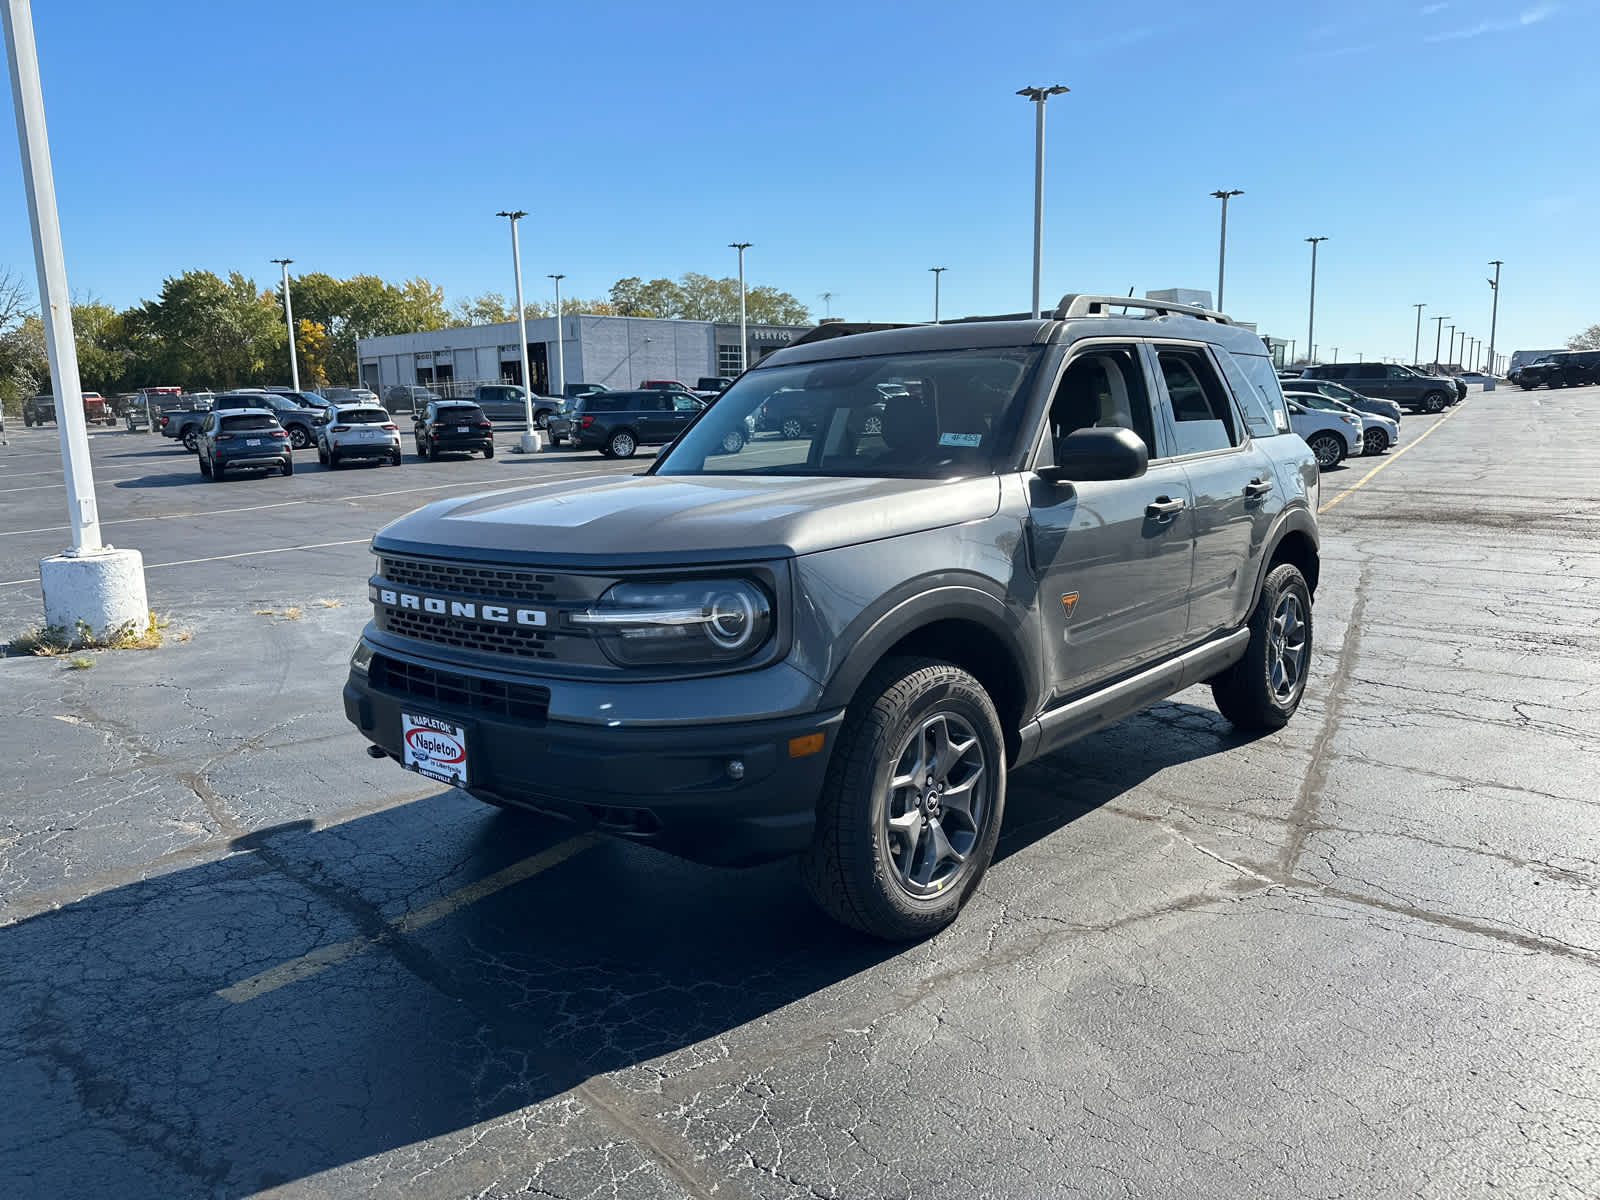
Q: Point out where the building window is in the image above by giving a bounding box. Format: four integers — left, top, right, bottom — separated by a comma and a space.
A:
717, 344, 744, 376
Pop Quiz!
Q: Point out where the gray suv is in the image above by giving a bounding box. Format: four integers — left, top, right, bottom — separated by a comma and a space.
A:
343, 295, 1321, 939
1301, 362, 1457, 413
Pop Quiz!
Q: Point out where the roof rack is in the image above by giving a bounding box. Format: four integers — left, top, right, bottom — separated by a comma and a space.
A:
788, 321, 918, 347
1052, 294, 1233, 324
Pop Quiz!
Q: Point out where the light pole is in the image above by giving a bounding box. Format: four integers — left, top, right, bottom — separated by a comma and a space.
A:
1412, 303, 1426, 368
1446, 324, 1457, 369
1431, 315, 1449, 371
929, 266, 946, 323
1210, 189, 1243, 312
547, 273, 565, 398
1306, 236, 1328, 367
4, 0, 148, 635
729, 241, 751, 372
496, 209, 539, 452
270, 258, 299, 391
1288, 339, 1296, 365
1486, 260, 1503, 385
1017, 84, 1069, 319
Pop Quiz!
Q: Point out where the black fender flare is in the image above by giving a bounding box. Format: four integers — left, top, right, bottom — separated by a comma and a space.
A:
1252, 504, 1321, 600
816, 579, 1041, 722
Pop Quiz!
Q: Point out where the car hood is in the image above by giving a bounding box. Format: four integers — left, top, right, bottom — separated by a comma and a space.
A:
373, 473, 1004, 566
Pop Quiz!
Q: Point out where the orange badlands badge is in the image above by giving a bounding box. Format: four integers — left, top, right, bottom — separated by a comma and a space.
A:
1061, 592, 1079, 619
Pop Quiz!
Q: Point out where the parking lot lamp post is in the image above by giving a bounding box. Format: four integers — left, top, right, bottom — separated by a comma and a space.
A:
547, 273, 565, 397
1431, 315, 1449, 371
4, 0, 149, 634
1210, 189, 1243, 312
1412, 303, 1425, 368
1446, 325, 1457, 369
1486, 260, 1502, 385
930, 266, 946, 323
496, 210, 539, 453
270, 258, 299, 391
1305, 236, 1327, 371
1018, 85, 1069, 319
730, 242, 751, 372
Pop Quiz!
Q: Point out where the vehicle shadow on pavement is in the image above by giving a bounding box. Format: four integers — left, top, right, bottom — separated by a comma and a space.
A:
111, 470, 210, 488
0, 700, 1252, 1195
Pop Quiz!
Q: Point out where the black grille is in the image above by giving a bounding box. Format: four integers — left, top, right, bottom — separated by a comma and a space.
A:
383, 608, 557, 661
369, 654, 549, 723
380, 556, 558, 603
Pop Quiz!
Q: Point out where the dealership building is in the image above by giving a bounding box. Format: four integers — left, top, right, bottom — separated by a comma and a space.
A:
355, 314, 811, 397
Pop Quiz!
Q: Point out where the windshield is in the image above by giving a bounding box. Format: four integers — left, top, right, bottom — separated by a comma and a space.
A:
656, 347, 1043, 478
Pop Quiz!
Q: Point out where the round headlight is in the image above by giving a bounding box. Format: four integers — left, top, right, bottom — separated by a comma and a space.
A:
706, 588, 757, 650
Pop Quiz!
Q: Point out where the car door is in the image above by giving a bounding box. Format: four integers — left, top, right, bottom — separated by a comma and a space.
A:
634, 392, 676, 443
659, 392, 702, 444
1025, 341, 1194, 698
1152, 342, 1279, 643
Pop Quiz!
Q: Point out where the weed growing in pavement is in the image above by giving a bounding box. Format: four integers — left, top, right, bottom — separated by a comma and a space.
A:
282, 606, 303, 621
4, 611, 167, 657
68, 656, 95, 670
317, 598, 343, 608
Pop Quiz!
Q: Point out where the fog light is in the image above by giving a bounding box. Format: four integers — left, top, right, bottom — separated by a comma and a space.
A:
726, 759, 745, 781
788, 733, 825, 758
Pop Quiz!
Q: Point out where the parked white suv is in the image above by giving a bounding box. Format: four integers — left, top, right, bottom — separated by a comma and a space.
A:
1286, 396, 1362, 468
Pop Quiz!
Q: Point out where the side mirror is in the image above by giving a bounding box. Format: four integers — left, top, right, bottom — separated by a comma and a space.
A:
1037, 427, 1148, 486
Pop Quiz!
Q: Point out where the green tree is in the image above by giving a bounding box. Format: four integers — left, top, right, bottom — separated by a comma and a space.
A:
451, 291, 512, 325
72, 301, 133, 393
138, 270, 284, 389
1567, 325, 1600, 350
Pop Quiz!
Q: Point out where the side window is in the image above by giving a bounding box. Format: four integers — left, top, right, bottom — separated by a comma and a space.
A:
1223, 352, 1290, 437
1354, 365, 1385, 381
673, 394, 700, 412
645, 393, 671, 411
1155, 347, 1241, 454
1046, 346, 1157, 459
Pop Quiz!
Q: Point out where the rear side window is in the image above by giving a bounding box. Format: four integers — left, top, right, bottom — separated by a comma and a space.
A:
1156, 348, 1240, 454
221, 415, 278, 432
1222, 352, 1290, 437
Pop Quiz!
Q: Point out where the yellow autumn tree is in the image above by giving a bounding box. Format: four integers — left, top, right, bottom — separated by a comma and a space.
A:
296, 318, 330, 387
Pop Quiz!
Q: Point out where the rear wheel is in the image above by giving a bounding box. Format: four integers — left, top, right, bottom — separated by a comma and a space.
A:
281, 456, 294, 476
390, 450, 402, 466
198, 455, 212, 479
483, 443, 495, 459
288, 426, 310, 449
1211, 562, 1313, 731
800, 657, 1005, 941
1307, 432, 1344, 469
183, 429, 199, 452
317, 444, 328, 464
608, 430, 637, 458
781, 417, 804, 440
328, 451, 341, 469
718, 428, 747, 454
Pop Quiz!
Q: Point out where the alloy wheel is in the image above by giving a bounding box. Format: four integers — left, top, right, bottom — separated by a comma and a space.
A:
1267, 591, 1308, 704
882, 711, 991, 898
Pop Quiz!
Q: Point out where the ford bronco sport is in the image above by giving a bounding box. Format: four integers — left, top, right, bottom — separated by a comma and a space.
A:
344, 295, 1321, 940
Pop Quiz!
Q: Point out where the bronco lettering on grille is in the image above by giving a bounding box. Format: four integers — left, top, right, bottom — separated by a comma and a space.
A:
371, 584, 548, 627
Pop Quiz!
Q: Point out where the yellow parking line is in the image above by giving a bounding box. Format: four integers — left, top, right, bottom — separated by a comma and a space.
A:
1318, 401, 1468, 514
216, 834, 598, 1003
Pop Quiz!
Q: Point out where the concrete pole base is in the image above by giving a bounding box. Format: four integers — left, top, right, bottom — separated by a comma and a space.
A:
1483, 380, 1496, 392
516, 431, 544, 454
40, 547, 149, 642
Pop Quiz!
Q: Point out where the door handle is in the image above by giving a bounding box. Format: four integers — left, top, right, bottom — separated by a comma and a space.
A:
1244, 478, 1274, 498
1145, 496, 1187, 520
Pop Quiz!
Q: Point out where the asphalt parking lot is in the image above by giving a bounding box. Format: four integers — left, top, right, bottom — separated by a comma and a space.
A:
2, 389, 1598, 1199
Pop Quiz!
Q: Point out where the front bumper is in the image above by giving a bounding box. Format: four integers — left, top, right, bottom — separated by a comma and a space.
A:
343, 656, 843, 866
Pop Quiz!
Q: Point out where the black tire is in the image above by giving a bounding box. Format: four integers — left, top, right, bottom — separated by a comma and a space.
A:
182, 429, 199, 452
22, 414, 32, 427
1306, 432, 1344, 469
287, 425, 311, 450
281, 456, 294, 476
535, 410, 550, 430
328, 450, 340, 470
317, 445, 328, 464
483, 443, 495, 459
608, 429, 637, 458
781, 417, 804, 440
390, 450, 402, 466
1211, 562, 1313, 731
1519, 383, 1533, 391
1362, 428, 1389, 455
800, 657, 1006, 941
207, 459, 223, 482
716, 428, 747, 454
1422, 390, 1447, 412
198, 455, 212, 479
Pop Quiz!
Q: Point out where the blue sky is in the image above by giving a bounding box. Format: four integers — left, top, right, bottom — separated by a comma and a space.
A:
1, 0, 1594, 364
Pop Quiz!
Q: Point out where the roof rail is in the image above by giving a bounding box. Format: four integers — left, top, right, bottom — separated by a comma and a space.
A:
1053, 293, 1233, 324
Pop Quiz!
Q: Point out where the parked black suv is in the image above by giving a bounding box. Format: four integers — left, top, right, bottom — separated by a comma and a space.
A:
21, 394, 54, 426
1513, 350, 1600, 389
1301, 363, 1457, 413
567, 388, 706, 457
344, 294, 1321, 940
414, 400, 494, 460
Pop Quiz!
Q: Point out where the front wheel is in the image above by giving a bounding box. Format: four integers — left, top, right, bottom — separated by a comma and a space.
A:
781, 417, 804, 440
608, 430, 637, 458
1211, 562, 1313, 731
717, 428, 747, 454
1363, 428, 1389, 455
800, 657, 1006, 941
1422, 390, 1448, 413
1306, 432, 1344, 469
535, 410, 550, 430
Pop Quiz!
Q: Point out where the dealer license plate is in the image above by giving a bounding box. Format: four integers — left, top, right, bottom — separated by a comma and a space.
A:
455, 425, 468, 433
401, 712, 469, 786
246, 438, 261, 446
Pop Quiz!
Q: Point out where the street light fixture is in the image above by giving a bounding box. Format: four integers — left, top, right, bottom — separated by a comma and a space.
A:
270, 258, 299, 391
730, 242, 752, 372
929, 266, 947, 323
495, 209, 540, 453
1486, 260, 1503, 385
1017, 84, 1069, 319
1412, 303, 1426, 368
1431, 315, 1450, 371
1210, 189, 1243, 312
547, 273, 565, 398
1305, 236, 1328, 365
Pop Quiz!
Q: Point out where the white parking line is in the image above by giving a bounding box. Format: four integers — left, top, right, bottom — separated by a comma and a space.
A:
215, 835, 597, 1003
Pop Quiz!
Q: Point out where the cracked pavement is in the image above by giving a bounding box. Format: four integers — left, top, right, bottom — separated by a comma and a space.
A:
1, 389, 1597, 1197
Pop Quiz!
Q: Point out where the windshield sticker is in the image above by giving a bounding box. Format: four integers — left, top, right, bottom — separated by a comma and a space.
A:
939, 432, 983, 448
